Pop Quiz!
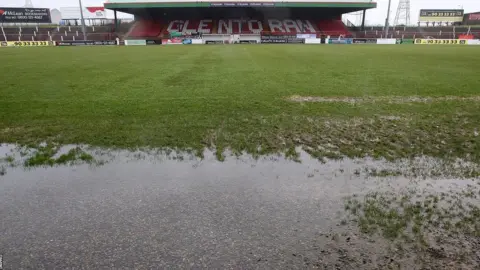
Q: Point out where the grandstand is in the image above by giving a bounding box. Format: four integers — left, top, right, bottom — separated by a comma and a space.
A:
104, 0, 378, 40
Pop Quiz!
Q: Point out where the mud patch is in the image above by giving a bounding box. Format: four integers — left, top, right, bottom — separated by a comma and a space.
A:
287, 95, 480, 104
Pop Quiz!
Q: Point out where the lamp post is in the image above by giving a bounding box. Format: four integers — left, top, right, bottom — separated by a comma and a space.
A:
384, 0, 392, 37
78, 0, 87, 40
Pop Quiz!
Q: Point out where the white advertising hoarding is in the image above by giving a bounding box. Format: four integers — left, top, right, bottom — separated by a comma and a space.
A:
125, 40, 147, 45
467, 39, 480, 45
376, 38, 396, 44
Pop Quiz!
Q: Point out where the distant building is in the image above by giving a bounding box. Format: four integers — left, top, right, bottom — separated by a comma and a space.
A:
50, 8, 61, 24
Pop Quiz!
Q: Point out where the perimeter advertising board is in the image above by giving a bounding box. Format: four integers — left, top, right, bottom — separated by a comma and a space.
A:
352, 38, 376, 44
146, 40, 162, 45
419, 9, 464, 23
125, 40, 147, 46
162, 38, 184, 45
57, 40, 117, 46
376, 39, 397, 45
327, 38, 353, 44
0, 8, 51, 23
261, 35, 304, 44
1, 41, 54, 47
414, 39, 467, 45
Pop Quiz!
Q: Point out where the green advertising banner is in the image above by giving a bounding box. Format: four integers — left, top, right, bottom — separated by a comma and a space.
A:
398, 39, 414, 44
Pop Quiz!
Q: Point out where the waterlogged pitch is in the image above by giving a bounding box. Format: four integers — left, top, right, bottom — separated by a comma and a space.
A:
2, 44, 480, 268
1, 45, 480, 161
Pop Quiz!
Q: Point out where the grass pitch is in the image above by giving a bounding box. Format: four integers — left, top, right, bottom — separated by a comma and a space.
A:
1, 45, 480, 161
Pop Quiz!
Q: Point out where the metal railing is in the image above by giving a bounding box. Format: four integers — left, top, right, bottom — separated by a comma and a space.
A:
1, 26, 6, 41
6, 33, 115, 42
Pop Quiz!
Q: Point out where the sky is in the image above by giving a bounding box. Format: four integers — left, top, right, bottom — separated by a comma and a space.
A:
2, 0, 480, 25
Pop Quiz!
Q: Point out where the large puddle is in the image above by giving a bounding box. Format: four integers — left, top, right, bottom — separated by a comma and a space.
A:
0, 144, 478, 268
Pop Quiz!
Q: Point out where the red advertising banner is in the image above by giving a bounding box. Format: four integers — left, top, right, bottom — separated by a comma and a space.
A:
458, 34, 474, 40
162, 38, 183, 45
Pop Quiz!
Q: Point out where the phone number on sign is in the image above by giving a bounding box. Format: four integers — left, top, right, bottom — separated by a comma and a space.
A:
0, 41, 54, 47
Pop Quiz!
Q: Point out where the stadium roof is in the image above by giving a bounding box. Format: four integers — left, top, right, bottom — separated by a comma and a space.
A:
104, 0, 377, 10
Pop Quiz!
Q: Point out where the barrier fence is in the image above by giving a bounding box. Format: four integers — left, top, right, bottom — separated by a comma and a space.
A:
2, 37, 480, 47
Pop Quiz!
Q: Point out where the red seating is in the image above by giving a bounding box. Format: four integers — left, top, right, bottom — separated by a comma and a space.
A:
317, 20, 351, 37
129, 20, 162, 38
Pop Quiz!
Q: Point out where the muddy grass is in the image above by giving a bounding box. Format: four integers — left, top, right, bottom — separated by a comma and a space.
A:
342, 182, 480, 269
217, 113, 480, 165
0, 144, 96, 169
287, 95, 480, 104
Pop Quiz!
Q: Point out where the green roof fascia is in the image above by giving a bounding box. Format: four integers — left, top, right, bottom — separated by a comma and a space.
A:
105, 2, 377, 9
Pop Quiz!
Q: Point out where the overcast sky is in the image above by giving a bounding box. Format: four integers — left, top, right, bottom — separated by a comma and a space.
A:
2, 0, 479, 25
